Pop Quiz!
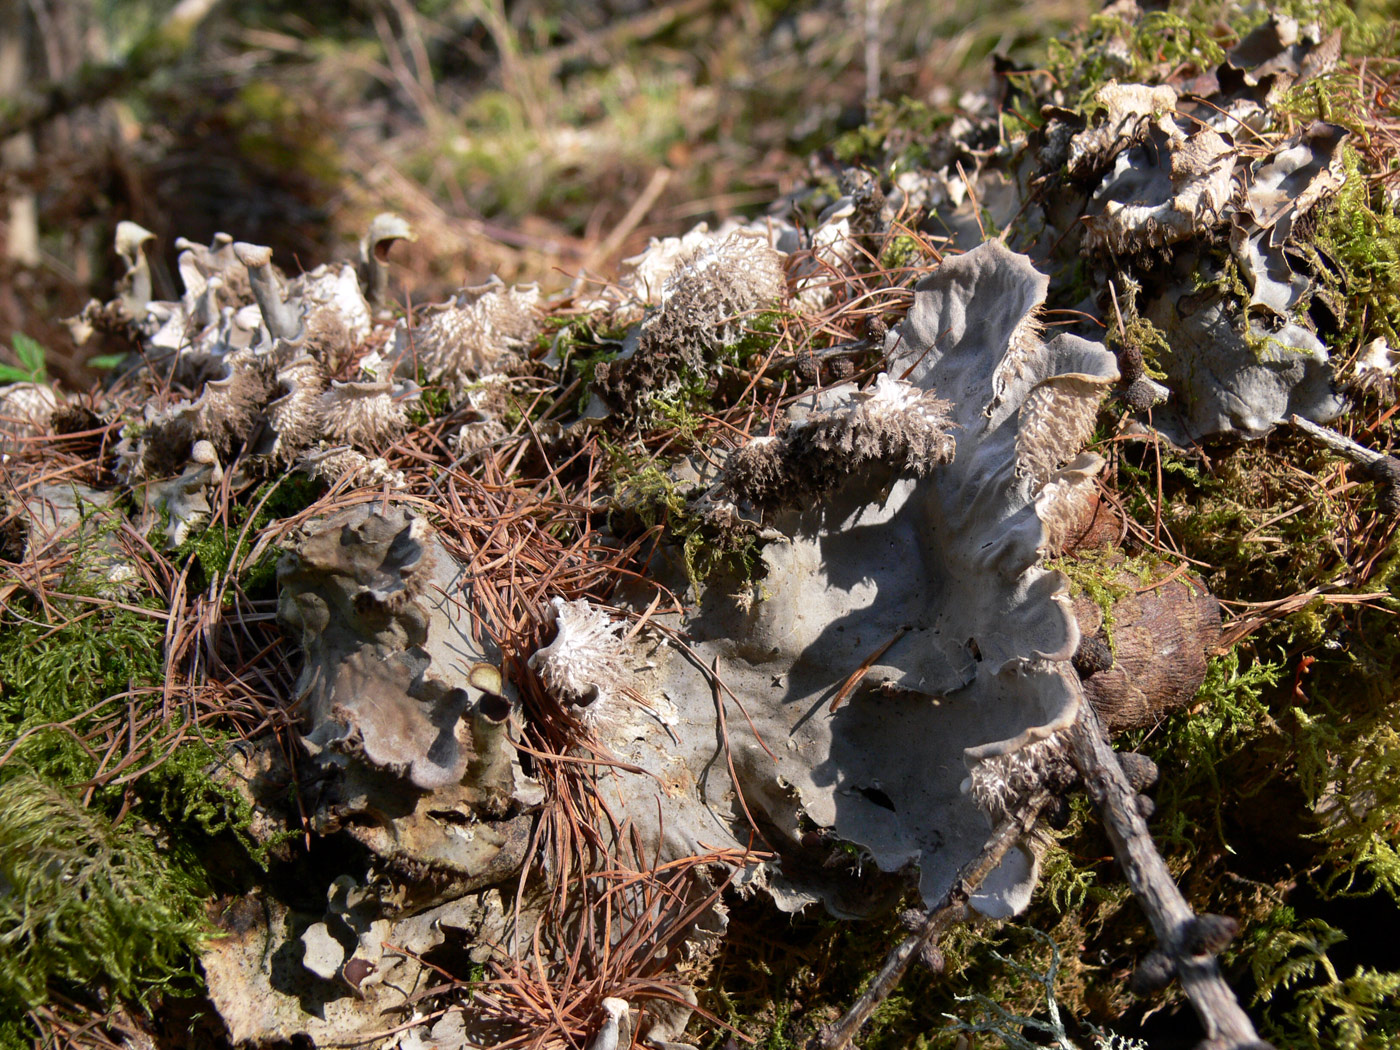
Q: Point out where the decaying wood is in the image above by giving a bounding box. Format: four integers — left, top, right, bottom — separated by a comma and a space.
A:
1067, 700, 1273, 1050
813, 792, 1049, 1050
1057, 488, 1128, 552
1072, 564, 1222, 731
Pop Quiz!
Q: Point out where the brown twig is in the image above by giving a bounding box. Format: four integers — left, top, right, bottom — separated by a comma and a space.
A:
1067, 698, 1273, 1050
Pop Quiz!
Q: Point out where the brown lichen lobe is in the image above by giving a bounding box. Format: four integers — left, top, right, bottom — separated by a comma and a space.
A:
276, 505, 537, 832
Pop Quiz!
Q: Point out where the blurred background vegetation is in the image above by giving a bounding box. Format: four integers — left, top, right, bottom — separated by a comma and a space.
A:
0, 0, 1095, 389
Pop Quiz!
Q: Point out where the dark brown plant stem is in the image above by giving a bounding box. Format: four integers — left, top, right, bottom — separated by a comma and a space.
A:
1067, 699, 1274, 1050
814, 791, 1049, 1050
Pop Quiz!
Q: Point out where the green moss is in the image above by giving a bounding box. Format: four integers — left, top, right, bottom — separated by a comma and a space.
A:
1114, 440, 1350, 633
545, 317, 626, 413
1037, 840, 1098, 914
831, 98, 953, 172
879, 234, 925, 271
1047, 549, 1165, 653
1308, 145, 1400, 350
607, 450, 759, 592
1104, 277, 1170, 380
1047, 8, 1231, 109
0, 535, 281, 1023
0, 774, 208, 1013
407, 382, 454, 426
0, 596, 167, 786
1130, 647, 1284, 851
725, 310, 787, 361
178, 473, 324, 598
1250, 909, 1400, 1050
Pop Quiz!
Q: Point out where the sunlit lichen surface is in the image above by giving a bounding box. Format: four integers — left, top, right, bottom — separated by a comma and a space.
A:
1, 1, 1399, 1048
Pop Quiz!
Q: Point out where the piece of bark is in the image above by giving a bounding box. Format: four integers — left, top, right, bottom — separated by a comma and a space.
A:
1057, 489, 1127, 552
1073, 566, 1221, 731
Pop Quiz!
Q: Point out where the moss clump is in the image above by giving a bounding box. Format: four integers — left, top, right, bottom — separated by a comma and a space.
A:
1250, 908, 1400, 1049
406, 381, 453, 425
1293, 698, 1400, 902
178, 472, 324, 598
1308, 144, 1400, 351
879, 234, 925, 272
1047, 549, 1167, 653
1103, 277, 1170, 380
0, 596, 167, 786
0, 554, 271, 1030
832, 98, 953, 172
1046, 8, 1231, 109
0, 775, 208, 1015
607, 451, 759, 592
1131, 647, 1284, 850
1113, 440, 1349, 625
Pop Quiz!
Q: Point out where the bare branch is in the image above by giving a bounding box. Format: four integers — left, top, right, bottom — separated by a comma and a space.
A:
1067, 700, 1273, 1050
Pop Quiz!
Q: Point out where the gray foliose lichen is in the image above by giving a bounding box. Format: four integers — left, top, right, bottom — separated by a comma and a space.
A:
551, 241, 1117, 920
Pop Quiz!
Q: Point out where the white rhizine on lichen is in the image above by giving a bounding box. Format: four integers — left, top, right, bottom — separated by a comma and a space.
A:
722, 374, 954, 509
318, 379, 417, 450
1350, 337, 1399, 401
528, 597, 631, 723
802, 373, 955, 472
965, 732, 1069, 822
580, 218, 798, 326
625, 224, 732, 304
392, 278, 540, 391
646, 230, 787, 355
265, 354, 327, 461
594, 229, 789, 413
298, 446, 406, 489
